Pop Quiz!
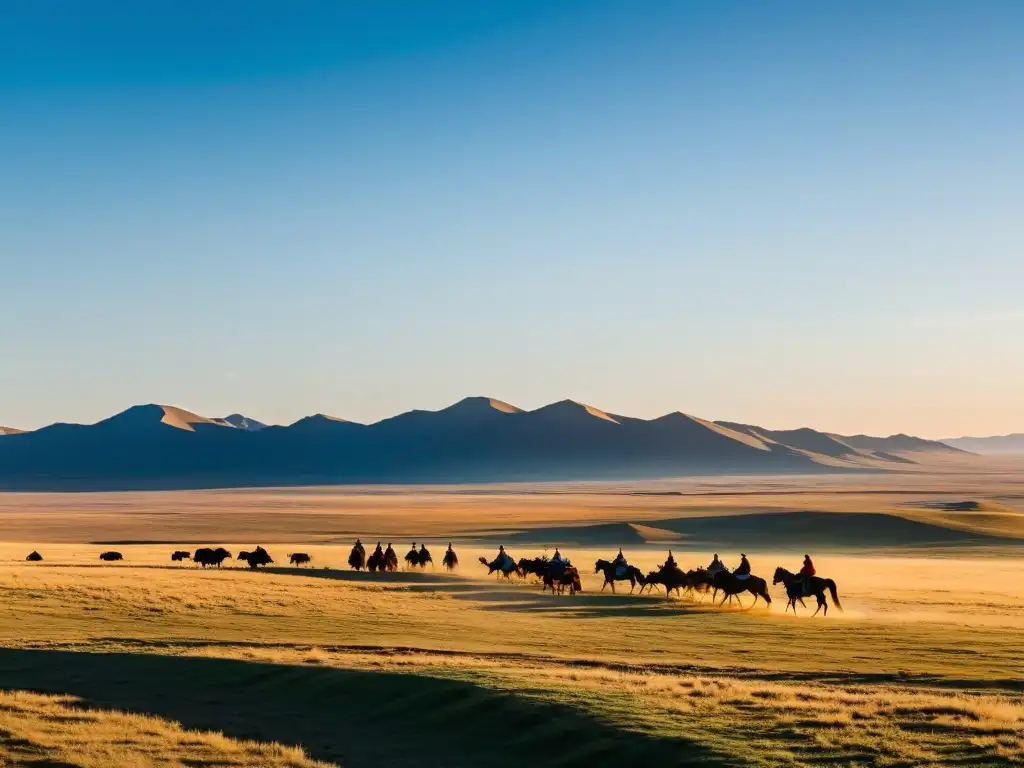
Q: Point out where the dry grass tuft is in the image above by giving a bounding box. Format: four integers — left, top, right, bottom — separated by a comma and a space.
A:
0, 689, 333, 767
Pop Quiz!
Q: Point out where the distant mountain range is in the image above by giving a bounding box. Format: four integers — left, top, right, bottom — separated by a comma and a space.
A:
0, 398, 968, 491
941, 433, 1024, 455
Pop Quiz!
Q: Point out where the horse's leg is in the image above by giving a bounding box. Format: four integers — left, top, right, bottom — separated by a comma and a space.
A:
601, 580, 608, 593
610, 580, 616, 594
629, 578, 636, 594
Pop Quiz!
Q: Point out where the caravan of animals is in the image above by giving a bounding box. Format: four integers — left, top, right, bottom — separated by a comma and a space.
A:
23, 541, 839, 615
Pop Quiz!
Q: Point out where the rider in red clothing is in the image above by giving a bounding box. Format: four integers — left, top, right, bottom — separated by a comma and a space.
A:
799, 554, 816, 578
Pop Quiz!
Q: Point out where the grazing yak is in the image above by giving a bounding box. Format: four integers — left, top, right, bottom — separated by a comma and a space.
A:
288, 552, 312, 567
26, 551, 43, 562
193, 547, 232, 568
171, 550, 191, 562
238, 546, 274, 569
99, 551, 123, 562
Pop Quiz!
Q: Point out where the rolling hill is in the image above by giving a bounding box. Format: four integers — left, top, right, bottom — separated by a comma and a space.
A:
0, 398, 969, 490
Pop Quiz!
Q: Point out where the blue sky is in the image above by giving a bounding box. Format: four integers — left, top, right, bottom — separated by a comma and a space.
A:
2, 1, 1022, 437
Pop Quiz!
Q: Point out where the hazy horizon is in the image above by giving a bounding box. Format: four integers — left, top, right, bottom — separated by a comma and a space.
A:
4, 2, 1023, 438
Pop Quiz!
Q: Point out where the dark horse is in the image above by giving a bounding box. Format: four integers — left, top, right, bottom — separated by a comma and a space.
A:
711, 570, 772, 608
644, 567, 690, 599
544, 564, 583, 595
367, 543, 385, 572
416, 544, 432, 568
404, 544, 420, 569
442, 544, 458, 571
383, 544, 399, 572
773, 567, 842, 617
594, 559, 646, 594
348, 541, 366, 571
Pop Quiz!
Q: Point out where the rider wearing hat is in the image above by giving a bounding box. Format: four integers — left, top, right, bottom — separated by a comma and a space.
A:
612, 548, 627, 572
735, 553, 752, 579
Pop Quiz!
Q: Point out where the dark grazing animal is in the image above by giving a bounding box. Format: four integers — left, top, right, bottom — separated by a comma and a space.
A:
26, 551, 43, 562
289, 552, 312, 567
99, 551, 123, 562
193, 547, 232, 568
239, 546, 273, 569
171, 550, 191, 562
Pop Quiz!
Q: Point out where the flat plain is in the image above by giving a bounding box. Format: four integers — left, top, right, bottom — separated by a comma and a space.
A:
0, 461, 1022, 767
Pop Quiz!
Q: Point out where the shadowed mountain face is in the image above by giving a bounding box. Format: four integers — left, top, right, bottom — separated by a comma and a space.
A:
0, 398, 968, 491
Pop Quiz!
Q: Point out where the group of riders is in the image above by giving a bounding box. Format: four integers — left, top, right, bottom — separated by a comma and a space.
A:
348, 539, 459, 572
347, 537, 834, 612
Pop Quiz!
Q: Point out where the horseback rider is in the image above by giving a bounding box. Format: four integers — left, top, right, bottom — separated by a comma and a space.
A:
419, 542, 430, 558
446, 542, 455, 556
735, 553, 752, 579
551, 548, 568, 574
612, 548, 628, 576
796, 554, 816, 594
373, 541, 383, 557
663, 550, 678, 571
707, 553, 726, 577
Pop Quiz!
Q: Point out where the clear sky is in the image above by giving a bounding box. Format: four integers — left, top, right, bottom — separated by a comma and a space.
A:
2, 1, 1022, 438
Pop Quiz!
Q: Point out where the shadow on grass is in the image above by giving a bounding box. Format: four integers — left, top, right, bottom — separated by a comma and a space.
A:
0, 648, 729, 768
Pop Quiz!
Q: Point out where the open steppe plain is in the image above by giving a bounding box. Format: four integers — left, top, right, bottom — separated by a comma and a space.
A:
0, 460, 1022, 767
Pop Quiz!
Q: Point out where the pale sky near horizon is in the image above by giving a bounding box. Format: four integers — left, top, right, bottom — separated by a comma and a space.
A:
2, 2, 1023, 438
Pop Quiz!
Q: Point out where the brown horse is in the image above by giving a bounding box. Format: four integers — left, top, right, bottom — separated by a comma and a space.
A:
594, 559, 645, 594
711, 570, 772, 608
773, 566, 842, 616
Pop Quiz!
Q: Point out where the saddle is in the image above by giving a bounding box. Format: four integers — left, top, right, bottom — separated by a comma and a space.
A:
734, 572, 751, 581
614, 564, 629, 578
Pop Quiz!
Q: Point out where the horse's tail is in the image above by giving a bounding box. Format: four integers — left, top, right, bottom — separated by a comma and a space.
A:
826, 579, 842, 611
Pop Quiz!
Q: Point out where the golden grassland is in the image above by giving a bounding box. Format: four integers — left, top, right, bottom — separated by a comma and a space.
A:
0, 465, 1022, 766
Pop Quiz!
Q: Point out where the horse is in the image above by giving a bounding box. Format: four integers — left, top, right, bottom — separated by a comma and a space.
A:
442, 544, 458, 571
367, 545, 385, 572
544, 565, 583, 595
711, 570, 772, 608
417, 545, 433, 568
594, 559, 646, 594
289, 552, 312, 567
773, 566, 842, 617
348, 541, 366, 571
404, 544, 419, 569
479, 555, 522, 579
383, 545, 399, 572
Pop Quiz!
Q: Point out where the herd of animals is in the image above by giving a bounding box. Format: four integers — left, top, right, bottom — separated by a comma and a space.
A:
19, 542, 843, 616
